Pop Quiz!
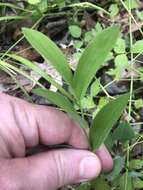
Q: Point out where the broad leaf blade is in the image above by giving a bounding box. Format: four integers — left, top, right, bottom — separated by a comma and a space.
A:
33, 88, 87, 128
106, 156, 125, 181
72, 26, 120, 100
92, 176, 110, 190
22, 28, 73, 85
112, 122, 135, 142
90, 93, 129, 151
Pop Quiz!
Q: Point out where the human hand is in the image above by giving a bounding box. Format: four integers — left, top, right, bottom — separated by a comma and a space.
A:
0, 93, 113, 190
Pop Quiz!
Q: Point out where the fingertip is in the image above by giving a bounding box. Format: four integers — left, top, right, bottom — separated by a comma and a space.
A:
79, 153, 101, 182
96, 144, 113, 173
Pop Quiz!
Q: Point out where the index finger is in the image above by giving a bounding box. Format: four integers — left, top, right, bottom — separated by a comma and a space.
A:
13, 97, 89, 149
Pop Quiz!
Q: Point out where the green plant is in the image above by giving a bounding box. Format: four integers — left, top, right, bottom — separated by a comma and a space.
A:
1, 0, 143, 189
4, 26, 130, 189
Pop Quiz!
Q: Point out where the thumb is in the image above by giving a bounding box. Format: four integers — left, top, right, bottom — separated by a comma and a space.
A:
0, 149, 101, 190
28, 149, 101, 190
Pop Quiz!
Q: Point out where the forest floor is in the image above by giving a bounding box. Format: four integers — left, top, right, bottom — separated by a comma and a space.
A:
0, 1, 143, 190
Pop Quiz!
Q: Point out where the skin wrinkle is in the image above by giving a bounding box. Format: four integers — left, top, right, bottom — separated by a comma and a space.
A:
0, 132, 11, 158
12, 101, 26, 146
0, 101, 13, 158
27, 152, 58, 190
23, 104, 39, 147
12, 100, 39, 148
0, 100, 24, 158
10, 100, 26, 157
33, 105, 43, 147
0, 93, 113, 190
48, 151, 61, 189
53, 151, 65, 187
3, 92, 38, 148
35, 105, 51, 145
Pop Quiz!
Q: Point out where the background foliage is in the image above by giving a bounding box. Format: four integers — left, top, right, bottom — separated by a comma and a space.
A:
0, 0, 143, 190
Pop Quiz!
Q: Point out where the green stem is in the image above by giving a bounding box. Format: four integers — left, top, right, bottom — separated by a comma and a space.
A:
0, 3, 32, 13
0, 64, 33, 102
120, 0, 143, 36
80, 105, 85, 120
68, 2, 110, 15
125, 1, 133, 190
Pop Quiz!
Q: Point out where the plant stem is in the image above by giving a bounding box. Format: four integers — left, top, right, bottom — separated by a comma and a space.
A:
125, 1, 133, 189
68, 2, 110, 15
120, 0, 143, 36
0, 64, 33, 102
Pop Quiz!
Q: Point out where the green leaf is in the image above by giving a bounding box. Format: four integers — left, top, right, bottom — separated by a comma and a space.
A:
125, 0, 139, 9
114, 54, 128, 79
134, 99, 143, 109
108, 54, 128, 79
105, 133, 114, 151
73, 40, 83, 49
69, 25, 82, 38
129, 171, 143, 178
112, 122, 135, 142
129, 159, 143, 170
90, 93, 129, 151
84, 31, 96, 43
92, 176, 110, 190
95, 22, 103, 33
22, 28, 73, 85
73, 51, 83, 62
92, 97, 109, 119
114, 38, 126, 54
72, 26, 120, 100
131, 40, 143, 53
33, 88, 87, 128
116, 174, 133, 190
133, 178, 143, 188
106, 156, 125, 181
90, 79, 101, 97
80, 96, 95, 109
38, 0, 48, 13
136, 10, 143, 21
27, 0, 41, 5
75, 183, 91, 190
115, 54, 128, 67
109, 4, 119, 17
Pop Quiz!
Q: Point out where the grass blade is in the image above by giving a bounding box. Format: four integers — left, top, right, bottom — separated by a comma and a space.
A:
72, 26, 120, 100
0, 60, 43, 88
7, 54, 73, 101
22, 28, 73, 85
0, 16, 29, 22
90, 93, 129, 151
0, 3, 32, 13
68, 2, 110, 15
